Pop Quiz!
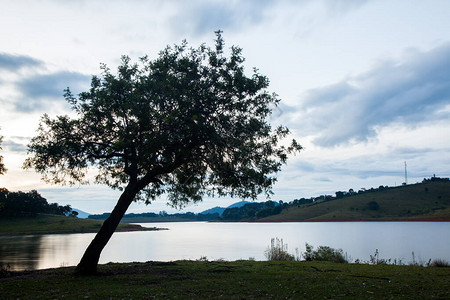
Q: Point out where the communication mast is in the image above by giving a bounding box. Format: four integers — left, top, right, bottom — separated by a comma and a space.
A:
404, 161, 408, 185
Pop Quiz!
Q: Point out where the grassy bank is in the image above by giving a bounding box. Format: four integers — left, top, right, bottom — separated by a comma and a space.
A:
1, 260, 449, 299
262, 181, 450, 222
0, 214, 153, 236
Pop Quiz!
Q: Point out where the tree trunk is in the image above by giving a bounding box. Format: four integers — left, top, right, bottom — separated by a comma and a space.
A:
75, 184, 138, 275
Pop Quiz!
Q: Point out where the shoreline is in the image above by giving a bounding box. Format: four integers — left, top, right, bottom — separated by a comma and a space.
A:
252, 218, 450, 223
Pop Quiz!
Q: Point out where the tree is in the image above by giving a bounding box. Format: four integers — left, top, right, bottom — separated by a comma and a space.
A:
0, 189, 74, 217
0, 131, 6, 175
367, 201, 380, 211
24, 31, 301, 274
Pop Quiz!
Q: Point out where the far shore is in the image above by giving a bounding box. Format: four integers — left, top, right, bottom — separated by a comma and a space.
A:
251, 218, 450, 223
0, 214, 167, 236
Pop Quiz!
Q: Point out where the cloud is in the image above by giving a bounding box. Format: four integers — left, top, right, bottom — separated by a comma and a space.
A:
293, 43, 450, 147
15, 71, 91, 112
3, 137, 28, 153
0, 53, 43, 71
324, 0, 369, 16
170, 0, 370, 37
172, 0, 276, 36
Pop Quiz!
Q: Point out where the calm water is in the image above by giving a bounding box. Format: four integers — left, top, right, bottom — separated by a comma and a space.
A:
1, 222, 449, 271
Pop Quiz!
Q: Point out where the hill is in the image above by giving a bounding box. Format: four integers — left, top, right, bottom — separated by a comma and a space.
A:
71, 208, 90, 219
200, 201, 251, 216
260, 181, 450, 222
200, 206, 226, 216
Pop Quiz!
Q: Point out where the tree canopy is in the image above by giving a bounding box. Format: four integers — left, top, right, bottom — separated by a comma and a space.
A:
24, 31, 301, 274
0, 188, 76, 217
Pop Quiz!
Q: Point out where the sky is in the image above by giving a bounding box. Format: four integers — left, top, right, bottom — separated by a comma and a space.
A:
0, 0, 449, 214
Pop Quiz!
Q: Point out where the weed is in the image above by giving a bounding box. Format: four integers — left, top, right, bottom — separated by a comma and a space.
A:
369, 249, 389, 265
265, 238, 295, 261
214, 258, 227, 262
197, 256, 208, 262
409, 251, 432, 267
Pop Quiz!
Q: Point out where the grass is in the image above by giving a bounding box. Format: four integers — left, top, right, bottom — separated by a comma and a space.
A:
262, 181, 450, 222
0, 214, 152, 236
0, 260, 449, 299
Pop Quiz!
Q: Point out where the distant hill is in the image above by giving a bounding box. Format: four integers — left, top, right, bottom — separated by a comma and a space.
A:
227, 201, 251, 208
71, 208, 90, 219
260, 181, 450, 222
200, 206, 226, 216
200, 201, 251, 216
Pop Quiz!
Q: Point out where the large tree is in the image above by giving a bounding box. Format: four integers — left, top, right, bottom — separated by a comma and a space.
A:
24, 32, 301, 274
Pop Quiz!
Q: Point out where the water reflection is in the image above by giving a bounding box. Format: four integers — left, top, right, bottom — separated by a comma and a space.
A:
0, 235, 42, 271
1, 222, 449, 271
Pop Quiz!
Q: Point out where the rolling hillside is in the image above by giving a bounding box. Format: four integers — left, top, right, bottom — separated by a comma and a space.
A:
261, 181, 450, 222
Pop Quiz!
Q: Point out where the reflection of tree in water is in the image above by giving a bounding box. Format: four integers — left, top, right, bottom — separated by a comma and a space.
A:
0, 235, 42, 271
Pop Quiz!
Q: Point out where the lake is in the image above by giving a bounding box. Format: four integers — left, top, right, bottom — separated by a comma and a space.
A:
1, 222, 449, 271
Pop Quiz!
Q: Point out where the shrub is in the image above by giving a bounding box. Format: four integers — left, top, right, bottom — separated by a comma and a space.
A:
367, 201, 380, 211
0, 263, 11, 278
265, 238, 295, 261
430, 259, 450, 267
303, 243, 348, 263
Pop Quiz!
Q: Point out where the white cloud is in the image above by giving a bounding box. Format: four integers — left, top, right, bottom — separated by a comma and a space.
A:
289, 43, 450, 147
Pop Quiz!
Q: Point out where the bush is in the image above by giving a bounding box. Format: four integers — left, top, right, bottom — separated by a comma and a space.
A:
265, 238, 295, 261
0, 263, 11, 278
430, 259, 450, 267
303, 243, 348, 263
367, 201, 380, 211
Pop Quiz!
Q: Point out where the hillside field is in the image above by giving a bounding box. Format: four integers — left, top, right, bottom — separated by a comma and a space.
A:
262, 181, 450, 222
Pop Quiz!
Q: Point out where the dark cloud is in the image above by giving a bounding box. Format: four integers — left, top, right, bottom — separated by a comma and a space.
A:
0, 53, 43, 71
15, 71, 91, 112
294, 43, 450, 147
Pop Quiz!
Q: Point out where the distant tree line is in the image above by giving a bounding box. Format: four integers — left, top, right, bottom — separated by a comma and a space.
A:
88, 211, 219, 221
220, 200, 284, 221
0, 188, 77, 217
423, 175, 449, 183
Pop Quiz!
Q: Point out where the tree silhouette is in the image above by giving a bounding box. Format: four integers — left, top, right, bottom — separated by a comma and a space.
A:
24, 32, 301, 274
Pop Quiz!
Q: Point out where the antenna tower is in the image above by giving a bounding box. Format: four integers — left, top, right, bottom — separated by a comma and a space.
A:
404, 161, 407, 185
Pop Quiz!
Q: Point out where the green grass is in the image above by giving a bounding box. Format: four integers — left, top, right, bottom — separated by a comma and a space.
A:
0, 214, 150, 236
263, 181, 450, 222
0, 260, 449, 299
